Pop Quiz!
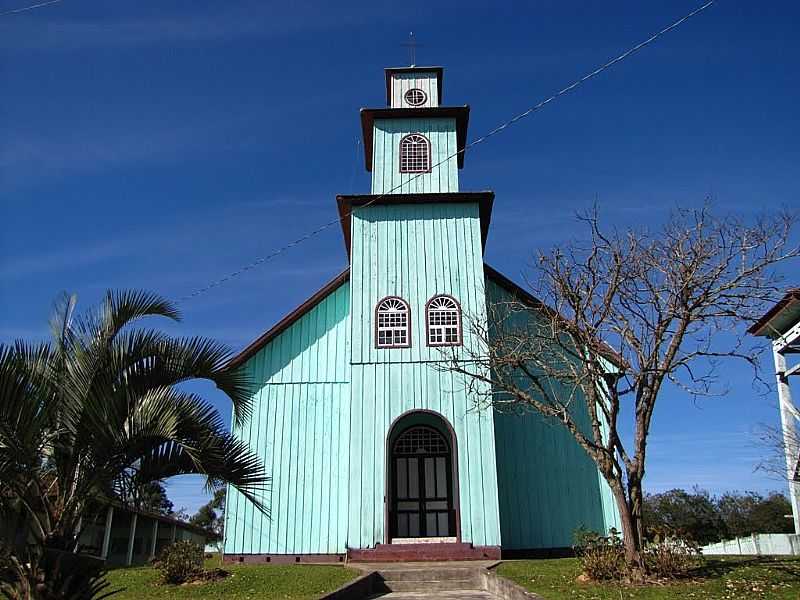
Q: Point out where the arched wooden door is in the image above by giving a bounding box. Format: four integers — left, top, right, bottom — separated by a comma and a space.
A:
389, 425, 455, 539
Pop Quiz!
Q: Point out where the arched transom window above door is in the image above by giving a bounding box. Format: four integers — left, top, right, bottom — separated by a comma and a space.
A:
399, 134, 431, 173
394, 426, 449, 455
426, 295, 462, 346
376, 296, 411, 348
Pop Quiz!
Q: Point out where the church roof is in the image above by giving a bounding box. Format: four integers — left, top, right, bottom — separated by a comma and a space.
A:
336, 192, 494, 260
359, 106, 470, 171
226, 269, 350, 370
748, 288, 800, 337
225, 262, 624, 371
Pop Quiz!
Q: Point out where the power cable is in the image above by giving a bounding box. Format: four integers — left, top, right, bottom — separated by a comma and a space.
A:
0, 0, 62, 17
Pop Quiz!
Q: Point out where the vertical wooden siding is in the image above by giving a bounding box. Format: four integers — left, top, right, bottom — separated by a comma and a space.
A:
371, 118, 459, 195
350, 202, 484, 364
486, 278, 621, 549
347, 201, 501, 548
224, 282, 351, 555
347, 362, 501, 548
390, 72, 439, 107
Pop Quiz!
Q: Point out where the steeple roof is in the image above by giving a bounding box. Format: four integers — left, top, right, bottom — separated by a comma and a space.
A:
336, 191, 494, 259
359, 105, 470, 171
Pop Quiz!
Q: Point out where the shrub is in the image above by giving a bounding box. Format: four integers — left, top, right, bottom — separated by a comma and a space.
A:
573, 526, 704, 583
573, 527, 625, 581
643, 527, 702, 579
155, 541, 204, 584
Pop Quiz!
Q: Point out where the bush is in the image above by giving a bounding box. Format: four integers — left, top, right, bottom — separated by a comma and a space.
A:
573, 527, 625, 581
574, 527, 704, 583
155, 541, 204, 584
643, 527, 702, 579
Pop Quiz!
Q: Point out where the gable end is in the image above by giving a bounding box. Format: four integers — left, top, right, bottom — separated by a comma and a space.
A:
226, 269, 350, 370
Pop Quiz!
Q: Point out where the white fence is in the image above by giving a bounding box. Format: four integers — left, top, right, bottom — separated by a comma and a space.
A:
702, 534, 800, 556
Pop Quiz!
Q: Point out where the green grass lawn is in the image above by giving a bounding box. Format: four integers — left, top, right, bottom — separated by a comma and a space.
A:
497, 556, 800, 600
104, 556, 358, 600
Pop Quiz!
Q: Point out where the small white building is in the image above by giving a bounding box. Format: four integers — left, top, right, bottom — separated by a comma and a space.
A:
78, 502, 210, 566
749, 288, 800, 534
2, 501, 210, 567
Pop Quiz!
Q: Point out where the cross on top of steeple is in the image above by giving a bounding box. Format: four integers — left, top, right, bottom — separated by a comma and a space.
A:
400, 32, 423, 67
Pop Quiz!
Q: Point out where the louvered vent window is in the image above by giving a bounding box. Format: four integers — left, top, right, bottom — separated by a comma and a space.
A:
376, 297, 411, 348
427, 296, 461, 346
399, 134, 430, 173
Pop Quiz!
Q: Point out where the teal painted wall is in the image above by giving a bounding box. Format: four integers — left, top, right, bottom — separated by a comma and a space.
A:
350, 202, 484, 364
224, 282, 351, 555
347, 201, 502, 548
371, 118, 459, 195
347, 363, 500, 548
486, 278, 621, 550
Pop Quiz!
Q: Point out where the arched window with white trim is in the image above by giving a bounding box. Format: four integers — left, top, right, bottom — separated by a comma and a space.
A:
426, 296, 461, 346
376, 297, 411, 348
399, 134, 431, 173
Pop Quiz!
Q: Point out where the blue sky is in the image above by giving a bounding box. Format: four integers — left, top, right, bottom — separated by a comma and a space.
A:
1, 0, 798, 515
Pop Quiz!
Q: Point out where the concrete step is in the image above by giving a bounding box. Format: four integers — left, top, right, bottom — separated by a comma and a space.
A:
348, 543, 498, 562
368, 593, 494, 599
378, 567, 478, 581
382, 579, 477, 592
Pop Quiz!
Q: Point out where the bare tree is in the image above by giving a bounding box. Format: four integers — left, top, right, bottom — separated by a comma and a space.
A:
757, 423, 800, 482
445, 205, 797, 580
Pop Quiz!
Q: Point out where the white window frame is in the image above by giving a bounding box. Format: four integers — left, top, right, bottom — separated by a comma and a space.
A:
399, 133, 431, 173
376, 296, 411, 348
426, 295, 462, 347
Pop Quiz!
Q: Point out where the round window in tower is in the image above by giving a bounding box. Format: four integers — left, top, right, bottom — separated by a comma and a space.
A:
404, 88, 427, 106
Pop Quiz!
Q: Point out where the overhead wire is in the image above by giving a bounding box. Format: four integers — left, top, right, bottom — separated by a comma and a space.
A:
179, 0, 716, 303
0, 0, 62, 17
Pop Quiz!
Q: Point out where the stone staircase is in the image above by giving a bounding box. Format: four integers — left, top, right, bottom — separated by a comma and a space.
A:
364, 563, 494, 598
348, 542, 499, 563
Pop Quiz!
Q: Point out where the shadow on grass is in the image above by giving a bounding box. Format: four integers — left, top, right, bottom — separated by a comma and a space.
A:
689, 556, 800, 582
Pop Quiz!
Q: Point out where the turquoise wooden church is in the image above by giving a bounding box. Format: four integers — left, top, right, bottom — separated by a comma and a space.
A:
223, 66, 619, 562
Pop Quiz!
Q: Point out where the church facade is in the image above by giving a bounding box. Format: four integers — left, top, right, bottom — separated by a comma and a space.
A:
223, 66, 619, 561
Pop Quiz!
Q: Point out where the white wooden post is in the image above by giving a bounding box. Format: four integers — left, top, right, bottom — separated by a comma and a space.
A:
774, 346, 800, 534
101, 506, 114, 560
171, 523, 177, 543
150, 519, 159, 560
126, 513, 138, 566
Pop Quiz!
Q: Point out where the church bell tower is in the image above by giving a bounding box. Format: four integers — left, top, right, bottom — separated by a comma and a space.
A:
336, 65, 501, 550
337, 65, 494, 362
362, 66, 469, 195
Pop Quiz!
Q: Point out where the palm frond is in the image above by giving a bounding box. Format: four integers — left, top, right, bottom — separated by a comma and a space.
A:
3, 287, 270, 561
134, 436, 270, 516
99, 289, 181, 342
47, 292, 77, 351
108, 333, 254, 427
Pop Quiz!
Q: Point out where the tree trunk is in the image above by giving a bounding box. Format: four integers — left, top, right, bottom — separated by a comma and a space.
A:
609, 481, 646, 582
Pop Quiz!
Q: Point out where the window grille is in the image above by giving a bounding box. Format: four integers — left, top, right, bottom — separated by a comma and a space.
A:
376, 297, 410, 348
399, 134, 430, 173
394, 426, 448, 455
404, 88, 427, 106
427, 296, 461, 346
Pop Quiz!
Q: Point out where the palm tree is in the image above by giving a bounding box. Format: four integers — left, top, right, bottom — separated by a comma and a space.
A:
0, 291, 268, 599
